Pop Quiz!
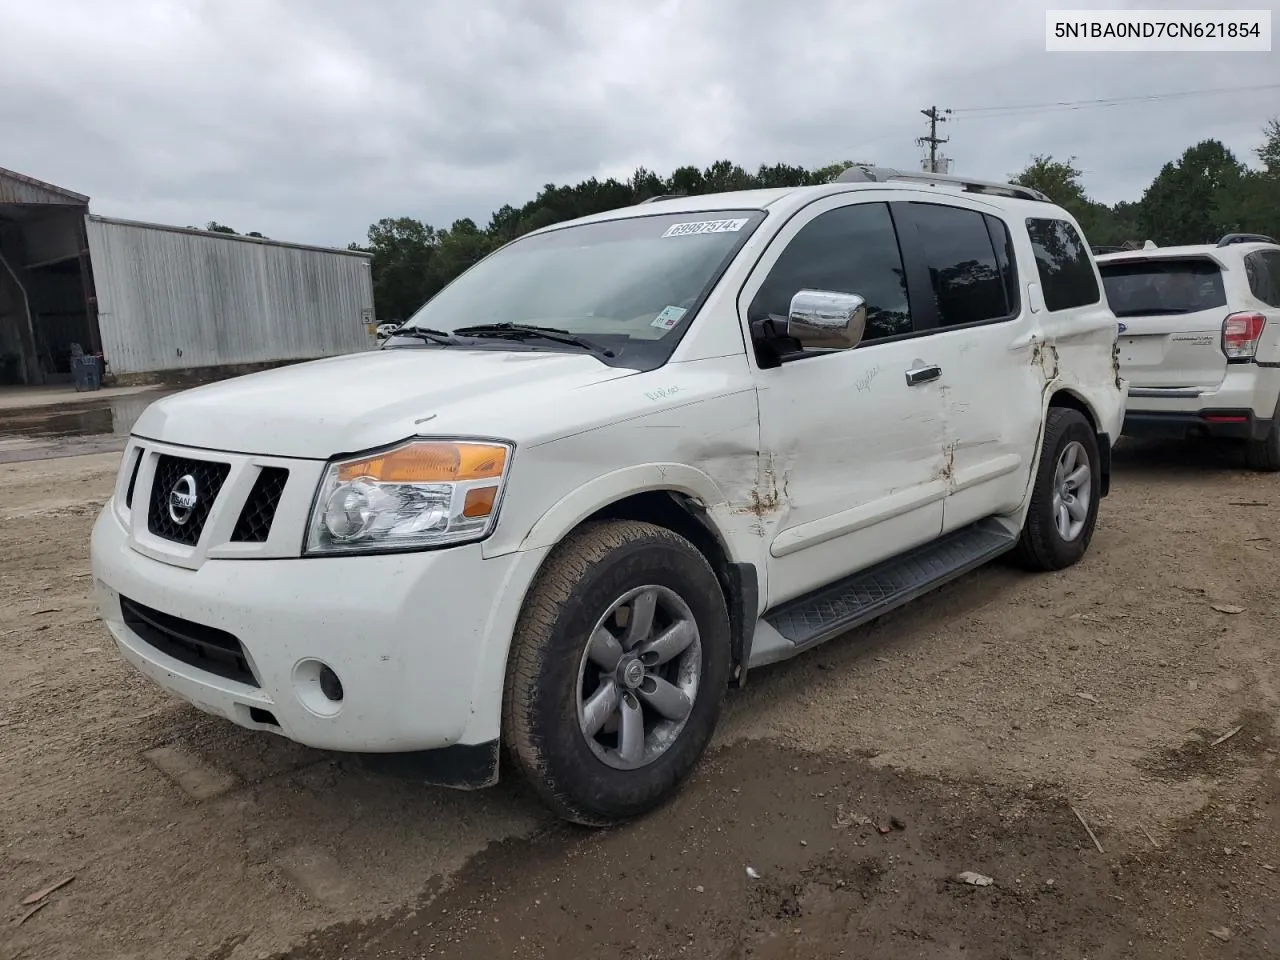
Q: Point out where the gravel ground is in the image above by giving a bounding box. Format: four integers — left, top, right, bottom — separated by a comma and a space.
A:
2, 438, 1278, 960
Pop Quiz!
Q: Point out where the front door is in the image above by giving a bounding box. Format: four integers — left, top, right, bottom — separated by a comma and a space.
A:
739, 195, 948, 607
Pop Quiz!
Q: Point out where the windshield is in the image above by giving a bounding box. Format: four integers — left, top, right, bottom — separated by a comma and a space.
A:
396, 209, 766, 368
1099, 257, 1227, 317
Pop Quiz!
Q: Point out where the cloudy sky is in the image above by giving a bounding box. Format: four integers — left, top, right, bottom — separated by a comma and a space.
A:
3, 0, 1277, 247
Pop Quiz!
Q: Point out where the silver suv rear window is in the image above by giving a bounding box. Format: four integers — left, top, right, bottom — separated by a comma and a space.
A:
1099, 257, 1227, 317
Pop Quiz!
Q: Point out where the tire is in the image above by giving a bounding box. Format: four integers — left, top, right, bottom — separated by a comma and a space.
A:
1244, 416, 1280, 472
1011, 407, 1102, 572
502, 520, 730, 826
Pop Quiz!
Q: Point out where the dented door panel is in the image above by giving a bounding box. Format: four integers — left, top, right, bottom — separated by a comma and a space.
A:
927, 321, 1043, 533
753, 344, 947, 607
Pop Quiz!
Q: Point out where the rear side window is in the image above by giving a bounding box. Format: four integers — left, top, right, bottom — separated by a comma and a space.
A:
1025, 218, 1101, 311
1098, 258, 1227, 317
749, 202, 913, 341
1246, 252, 1280, 307
900, 203, 1015, 326
986, 214, 1020, 317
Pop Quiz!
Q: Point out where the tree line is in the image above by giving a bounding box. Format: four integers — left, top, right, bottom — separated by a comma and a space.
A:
350, 160, 859, 322
1012, 119, 1280, 254
215, 120, 1280, 324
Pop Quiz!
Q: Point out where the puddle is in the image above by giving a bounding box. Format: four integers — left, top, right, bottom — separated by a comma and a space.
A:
0, 391, 176, 463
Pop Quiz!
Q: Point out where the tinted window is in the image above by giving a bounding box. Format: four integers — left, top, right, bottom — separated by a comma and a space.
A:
1025, 218, 1101, 311
1099, 258, 1227, 317
749, 202, 911, 341
902, 203, 1011, 326
1247, 252, 1280, 307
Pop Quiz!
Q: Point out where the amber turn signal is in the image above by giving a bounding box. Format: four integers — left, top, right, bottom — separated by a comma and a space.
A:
337, 441, 508, 483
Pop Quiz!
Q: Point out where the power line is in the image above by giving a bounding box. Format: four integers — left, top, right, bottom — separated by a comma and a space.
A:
952, 82, 1280, 118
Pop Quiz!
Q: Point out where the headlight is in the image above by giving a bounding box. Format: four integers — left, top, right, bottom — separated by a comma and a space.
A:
304, 439, 512, 555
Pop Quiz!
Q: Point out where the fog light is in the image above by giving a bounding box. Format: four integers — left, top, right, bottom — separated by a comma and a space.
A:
319, 665, 344, 702
292, 658, 344, 717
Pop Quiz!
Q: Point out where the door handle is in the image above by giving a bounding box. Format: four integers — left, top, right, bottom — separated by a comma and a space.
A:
905, 362, 942, 386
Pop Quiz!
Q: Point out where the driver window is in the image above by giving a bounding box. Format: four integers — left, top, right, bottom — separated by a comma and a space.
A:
748, 202, 913, 349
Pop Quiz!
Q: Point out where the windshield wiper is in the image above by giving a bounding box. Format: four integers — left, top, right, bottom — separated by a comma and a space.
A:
392, 327, 461, 346
453, 323, 616, 358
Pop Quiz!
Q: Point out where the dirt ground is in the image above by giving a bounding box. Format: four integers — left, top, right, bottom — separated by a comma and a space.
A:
3, 437, 1279, 960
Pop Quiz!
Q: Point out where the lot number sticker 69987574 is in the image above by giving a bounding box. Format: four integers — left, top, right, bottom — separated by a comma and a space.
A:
661, 218, 749, 238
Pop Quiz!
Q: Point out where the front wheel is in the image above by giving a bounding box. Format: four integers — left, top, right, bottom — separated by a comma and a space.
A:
1011, 407, 1102, 571
502, 520, 730, 825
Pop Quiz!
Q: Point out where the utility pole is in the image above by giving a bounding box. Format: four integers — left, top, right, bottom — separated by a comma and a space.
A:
918, 106, 952, 173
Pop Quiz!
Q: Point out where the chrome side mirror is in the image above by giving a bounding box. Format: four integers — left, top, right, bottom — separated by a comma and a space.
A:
786, 289, 867, 349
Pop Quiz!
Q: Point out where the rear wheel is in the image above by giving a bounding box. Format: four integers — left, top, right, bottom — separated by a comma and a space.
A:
502, 520, 730, 825
1243, 405, 1280, 471
1012, 407, 1101, 571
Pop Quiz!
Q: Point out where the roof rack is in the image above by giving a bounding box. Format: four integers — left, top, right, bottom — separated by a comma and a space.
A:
1217, 232, 1277, 247
635, 194, 687, 204
833, 165, 1051, 203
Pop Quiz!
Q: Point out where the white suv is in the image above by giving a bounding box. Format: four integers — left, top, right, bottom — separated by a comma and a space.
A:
91, 167, 1125, 824
1097, 234, 1280, 469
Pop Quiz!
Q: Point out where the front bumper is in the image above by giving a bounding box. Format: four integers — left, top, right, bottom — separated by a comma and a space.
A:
1123, 365, 1280, 441
91, 504, 547, 755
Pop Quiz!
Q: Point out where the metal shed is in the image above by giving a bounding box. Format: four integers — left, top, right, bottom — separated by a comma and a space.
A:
0, 166, 377, 387
86, 216, 376, 379
0, 168, 94, 385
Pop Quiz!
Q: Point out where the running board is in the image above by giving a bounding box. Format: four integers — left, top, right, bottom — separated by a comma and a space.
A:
749, 518, 1019, 668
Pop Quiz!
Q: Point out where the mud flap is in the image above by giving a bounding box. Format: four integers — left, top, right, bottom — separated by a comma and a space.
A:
728, 561, 759, 689
357, 740, 500, 790
1097, 432, 1111, 498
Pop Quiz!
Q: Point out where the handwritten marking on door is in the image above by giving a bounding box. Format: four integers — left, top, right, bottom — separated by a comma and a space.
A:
855, 365, 881, 393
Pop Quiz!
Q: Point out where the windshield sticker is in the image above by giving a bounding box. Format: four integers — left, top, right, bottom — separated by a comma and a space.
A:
651, 306, 688, 331
661, 218, 749, 238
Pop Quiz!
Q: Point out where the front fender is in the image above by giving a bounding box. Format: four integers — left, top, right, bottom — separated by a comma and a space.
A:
500, 462, 738, 556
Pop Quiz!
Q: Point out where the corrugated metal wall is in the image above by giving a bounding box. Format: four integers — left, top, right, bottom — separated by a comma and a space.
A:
86, 216, 376, 375
0, 168, 90, 205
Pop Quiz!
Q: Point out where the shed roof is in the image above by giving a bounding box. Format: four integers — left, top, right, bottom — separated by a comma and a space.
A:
87, 214, 372, 258
0, 166, 90, 205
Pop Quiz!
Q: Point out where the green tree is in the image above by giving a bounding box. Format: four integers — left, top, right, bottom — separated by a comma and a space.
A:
666, 165, 705, 196
1138, 140, 1247, 245
1098, 201, 1142, 247
1257, 117, 1280, 176
1010, 155, 1090, 210
701, 160, 754, 193
628, 166, 667, 201
1009, 155, 1129, 247
357, 217, 442, 323
1216, 171, 1280, 241
754, 162, 821, 187
191, 222, 267, 238
434, 218, 496, 282
810, 160, 852, 183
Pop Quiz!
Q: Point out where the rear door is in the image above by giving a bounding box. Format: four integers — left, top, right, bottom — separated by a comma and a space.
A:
888, 199, 1043, 533
1097, 255, 1229, 390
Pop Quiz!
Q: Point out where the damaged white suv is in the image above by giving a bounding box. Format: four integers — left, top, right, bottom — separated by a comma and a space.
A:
91, 167, 1125, 824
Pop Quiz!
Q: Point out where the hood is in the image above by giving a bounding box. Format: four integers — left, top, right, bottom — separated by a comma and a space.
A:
131, 348, 637, 458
